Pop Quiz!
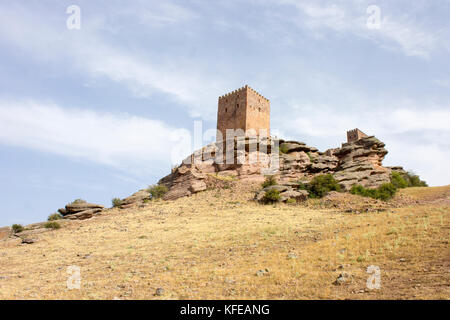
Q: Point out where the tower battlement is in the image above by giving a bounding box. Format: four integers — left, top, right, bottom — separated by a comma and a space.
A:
217, 85, 270, 141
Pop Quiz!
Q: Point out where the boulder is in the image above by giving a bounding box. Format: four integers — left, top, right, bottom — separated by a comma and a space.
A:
279, 190, 309, 202
120, 190, 151, 206
280, 142, 315, 153
63, 208, 102, 220
0, 227, 11, 240
65, 203, 104, 215
263, 185, 290, 193
189, 180, 207, 193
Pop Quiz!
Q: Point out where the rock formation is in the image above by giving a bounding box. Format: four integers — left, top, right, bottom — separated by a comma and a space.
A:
158, 135, 400, 200
59, 201, 105, 220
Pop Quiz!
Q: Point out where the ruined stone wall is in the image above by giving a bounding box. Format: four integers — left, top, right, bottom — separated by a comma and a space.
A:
347, 128, 368, 143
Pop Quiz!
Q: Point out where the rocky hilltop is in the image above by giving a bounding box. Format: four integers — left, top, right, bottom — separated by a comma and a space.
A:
159, 135, 403, 200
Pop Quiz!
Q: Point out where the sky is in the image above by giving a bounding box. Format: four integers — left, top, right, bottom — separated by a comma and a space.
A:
0, 0, 449, 226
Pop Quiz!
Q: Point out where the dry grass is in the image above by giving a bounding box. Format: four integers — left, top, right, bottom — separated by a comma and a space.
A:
0, 184, 448, 300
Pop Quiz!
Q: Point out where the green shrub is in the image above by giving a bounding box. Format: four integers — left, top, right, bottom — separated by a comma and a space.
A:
261, 175, 277, 188
286, 198, 296, 204
405, 171, 428, 187
390, 172, 409, 189
350, 183, 397, 201
12, 224, 24, 233
44, 221, 61, 230
297, 181, 308, 190
376, 183, 398, 201
148, 184, 168, 199
261, 189, 281, 204
48, 213, 62, 221
307, 174, 341, 198
279, 144, 289, 154
112, 197, 123, 207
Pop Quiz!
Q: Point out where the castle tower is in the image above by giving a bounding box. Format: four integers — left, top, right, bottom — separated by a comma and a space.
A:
347, 128, 368, 143
217, 85, 270, 141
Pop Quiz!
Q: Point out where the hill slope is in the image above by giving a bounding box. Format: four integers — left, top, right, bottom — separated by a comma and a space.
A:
0, 184, 449, 299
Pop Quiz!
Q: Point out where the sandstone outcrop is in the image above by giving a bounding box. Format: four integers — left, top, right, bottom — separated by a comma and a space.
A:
119, 190, 151, 209
60, 201, 104, 220
156, 135, 398, 201
0, 226, 11, 240
332, 136, 390, 190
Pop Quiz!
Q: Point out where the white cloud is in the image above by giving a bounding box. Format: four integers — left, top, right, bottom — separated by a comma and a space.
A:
0, 100, 192, 175
280, 0, 448, 58
0, 2, 224, 120
273, 102, 450, 186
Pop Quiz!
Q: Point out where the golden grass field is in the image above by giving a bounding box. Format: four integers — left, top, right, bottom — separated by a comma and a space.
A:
0, 183, 449, 300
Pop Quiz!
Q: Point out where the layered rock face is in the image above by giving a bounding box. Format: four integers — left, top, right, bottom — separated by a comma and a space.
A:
59, 201, 105, 220
332, 136, 390, 190
159, 135, 395, 200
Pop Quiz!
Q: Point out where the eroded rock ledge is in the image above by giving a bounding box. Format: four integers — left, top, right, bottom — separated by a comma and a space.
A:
158, 136, 402, 201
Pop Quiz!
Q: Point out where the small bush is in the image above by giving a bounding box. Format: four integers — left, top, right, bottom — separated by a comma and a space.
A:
390, 172, 409, 189
48, 213, 62, 221
44, 221, 61, 230
286, 198, 296, 204
112, 197, 123, 207
148, 184, 168, 199
307, 174, 341, 198
12, 224, 24, 233
261, 175, 277, 188
405, 171, 428, 187
261, 189, 281, 204
279, 144, 289, 154
297, 181, 308, 190
350, 183, 397, 201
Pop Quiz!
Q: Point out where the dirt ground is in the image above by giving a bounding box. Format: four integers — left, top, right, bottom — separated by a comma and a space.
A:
0, 184, 448, 299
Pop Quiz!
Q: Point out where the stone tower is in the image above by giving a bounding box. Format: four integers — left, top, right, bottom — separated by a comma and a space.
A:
347, 128, 368, 143
217, 85, 270, 141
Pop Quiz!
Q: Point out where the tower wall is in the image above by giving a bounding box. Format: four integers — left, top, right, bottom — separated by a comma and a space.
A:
217, 85, 270, 141
347, 128, 368, 143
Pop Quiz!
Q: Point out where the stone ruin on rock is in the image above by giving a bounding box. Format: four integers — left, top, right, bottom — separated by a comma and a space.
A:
158, 86, 404, 200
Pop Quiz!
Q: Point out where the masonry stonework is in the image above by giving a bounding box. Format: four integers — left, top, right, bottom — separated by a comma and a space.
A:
347, 128, 368, 143
217, 85, 270, 141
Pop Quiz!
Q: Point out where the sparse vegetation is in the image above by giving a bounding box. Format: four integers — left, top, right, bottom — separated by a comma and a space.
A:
391, 172, 409, 189
47, 213, 62, 221
391, 171, 428, 188
112, 198, 123, 207
148, 184, 168, 199
350, 183, 397, 201
279, 144, 289, 154
404, 171, 428, 187
352, 172, 428, 202
0, 183, 448, 300
261, 189, 281, 204
44, 221, 61, 230
261, 175, 277, 188
70, 199, 86, 205
300, 174, 341, 198
11, 224, 24, 233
